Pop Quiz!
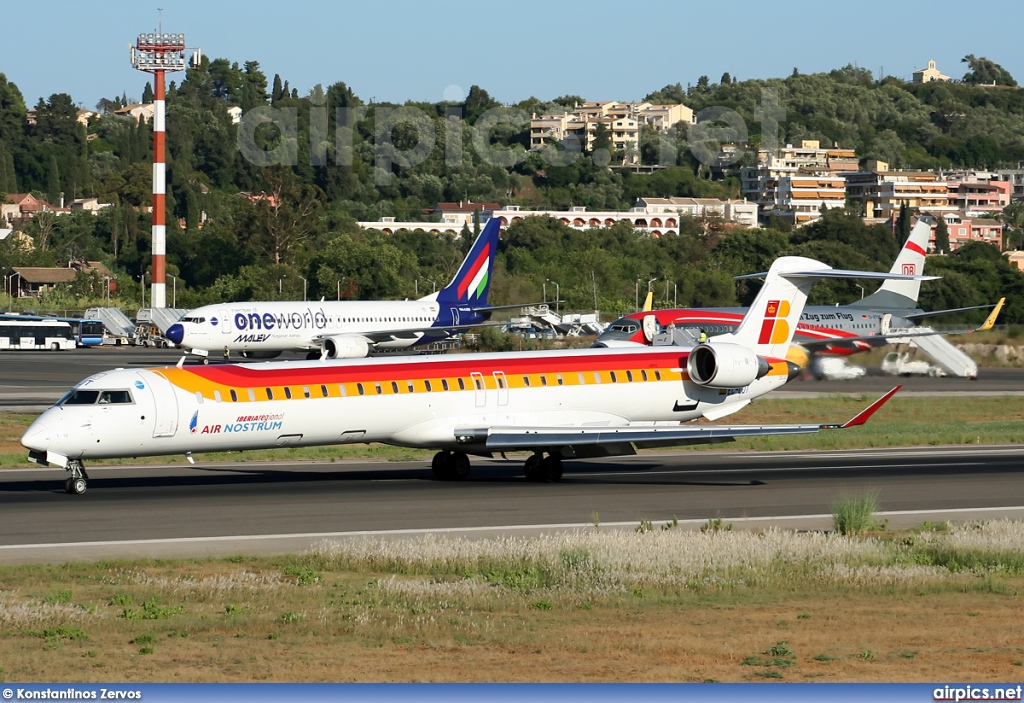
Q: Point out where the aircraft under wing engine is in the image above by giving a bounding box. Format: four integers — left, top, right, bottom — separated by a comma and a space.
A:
455, 386, 902, 457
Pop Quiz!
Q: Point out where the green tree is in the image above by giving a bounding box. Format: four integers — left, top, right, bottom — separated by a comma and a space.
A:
934, 217, 950, 253
142, 82, 154, 103
896, 203, 911, 244
961, 55, 1017, 87
591, 122, 612, 156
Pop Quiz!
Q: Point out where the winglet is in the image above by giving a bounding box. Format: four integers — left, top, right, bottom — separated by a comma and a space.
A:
641, 291, 653, 312
978, 297, 1005, 332
829, 385, 902, 429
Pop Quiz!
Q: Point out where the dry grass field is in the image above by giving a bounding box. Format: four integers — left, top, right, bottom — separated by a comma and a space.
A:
2, 522, 1024, 682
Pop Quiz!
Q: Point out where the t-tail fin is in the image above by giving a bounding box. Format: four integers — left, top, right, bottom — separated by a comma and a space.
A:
724, 256, 830, 359
858, 219, 931, 309
725, 256, 937, 359
434, 218, 500, 306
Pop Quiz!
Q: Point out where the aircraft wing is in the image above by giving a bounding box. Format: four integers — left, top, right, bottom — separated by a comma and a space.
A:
799, 300, 1003, 352
455, 387, 900, 456
902, 298, 1004, 328
313, 321, 505, 345
469, 301, 561, 313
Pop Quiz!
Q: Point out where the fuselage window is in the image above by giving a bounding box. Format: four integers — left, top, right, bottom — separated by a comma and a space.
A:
442, 379, 450, 391
474, 377, 483, 390
375, 382, 383, 395
339, 384, 347, 397
458, 377, 466, 390
540, 375, 547, 386
497, 376, 506, 389
654, 370, 662, 381
196, 391, 204, 404
62, 390, 100, 405
214, 390, 222, 403
357, 383, 365, 396
610, 371, 617, 383
248, 388, 256, 401
303, 386, 311, 398
266, 388, 274, 400
321, 385, 329, 398
593, 372, 601, 384
578, 373, 585, 385
230, 389, 238, 402
626, 370, 634, 382
98, 390, 133, 404
284, 387, 292, 400
556, 374, 563, 386
523, 376, 530, 387
391, 381, 399, 394
407, 380, 415, 393
641, 369, 649, 381
425, 380, 432, 392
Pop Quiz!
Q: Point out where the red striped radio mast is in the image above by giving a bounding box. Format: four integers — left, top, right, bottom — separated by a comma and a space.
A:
129, 19, 200, 308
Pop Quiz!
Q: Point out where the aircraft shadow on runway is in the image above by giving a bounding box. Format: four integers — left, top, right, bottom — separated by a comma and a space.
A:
3, 454, 1020, 497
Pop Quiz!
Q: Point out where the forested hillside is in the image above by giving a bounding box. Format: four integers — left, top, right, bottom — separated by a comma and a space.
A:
1, 57, 1023, 321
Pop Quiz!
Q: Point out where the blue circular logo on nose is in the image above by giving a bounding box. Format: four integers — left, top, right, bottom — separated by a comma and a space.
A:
210, 317, 218, 326
135, 381, 145, 389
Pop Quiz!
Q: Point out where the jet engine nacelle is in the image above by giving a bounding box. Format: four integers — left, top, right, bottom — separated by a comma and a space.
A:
240, 350, 282, 360
686, 343, 770, 388
321, 335, 371, 359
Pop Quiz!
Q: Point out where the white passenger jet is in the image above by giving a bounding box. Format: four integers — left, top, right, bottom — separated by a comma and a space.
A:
166, 218, 509, 360
24, 255, 921, 494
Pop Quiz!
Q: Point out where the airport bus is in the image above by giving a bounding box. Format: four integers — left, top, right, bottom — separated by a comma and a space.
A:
0, 319, 76, 350
0, 315, 105, 347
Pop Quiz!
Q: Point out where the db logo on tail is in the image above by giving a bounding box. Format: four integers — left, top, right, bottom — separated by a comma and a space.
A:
758, 299, 791, 345
902, 263, 916, 275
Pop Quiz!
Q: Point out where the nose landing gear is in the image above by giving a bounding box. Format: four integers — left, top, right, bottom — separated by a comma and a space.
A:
64, 460, 89, 495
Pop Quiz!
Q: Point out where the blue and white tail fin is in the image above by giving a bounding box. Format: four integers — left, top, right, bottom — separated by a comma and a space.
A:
430, 218, 500, 307
725, 256, 937, 359
859, 219, 931, 310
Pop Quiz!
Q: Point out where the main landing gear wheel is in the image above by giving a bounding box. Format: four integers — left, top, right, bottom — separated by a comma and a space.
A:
524, 453, 563, 483
64, 460, 89, 495
431, 450, 471, 481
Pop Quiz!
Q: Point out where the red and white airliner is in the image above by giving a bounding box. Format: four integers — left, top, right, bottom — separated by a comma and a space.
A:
23, 256, 918, 494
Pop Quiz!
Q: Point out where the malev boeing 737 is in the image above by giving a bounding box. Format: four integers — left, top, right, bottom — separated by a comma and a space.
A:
23, 255, 924, 494
166, 219, 510, 360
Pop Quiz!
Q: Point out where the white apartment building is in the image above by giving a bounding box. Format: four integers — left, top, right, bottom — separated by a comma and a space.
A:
529, 102, 694, 164
844, 161, 955, 220
740, 140, 855, 225
359, 197, 758, 237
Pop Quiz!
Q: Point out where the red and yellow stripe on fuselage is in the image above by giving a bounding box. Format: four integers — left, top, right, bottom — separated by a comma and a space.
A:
154, 349, 794, 405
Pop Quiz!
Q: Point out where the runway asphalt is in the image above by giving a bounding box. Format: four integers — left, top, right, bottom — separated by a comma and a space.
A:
2, 446, 1023, 563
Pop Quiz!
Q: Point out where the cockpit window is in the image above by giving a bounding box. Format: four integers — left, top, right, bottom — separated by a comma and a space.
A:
61, 390, 100, 405
98, 390, 133, 404
179, 316, 206, 324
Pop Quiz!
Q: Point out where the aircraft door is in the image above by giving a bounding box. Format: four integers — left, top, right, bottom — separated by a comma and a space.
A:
642, 315, 657, 343
880, 313, 892, 336
471, 371, 486, 407
138, 372, 179, 437
493, 371, 508, 406
219, 309, 232, 334
452, 308, 460, 326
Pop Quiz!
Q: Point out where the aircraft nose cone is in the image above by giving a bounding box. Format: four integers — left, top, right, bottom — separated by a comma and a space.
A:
21, 422, 50, 452
166, 323, 184, 345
